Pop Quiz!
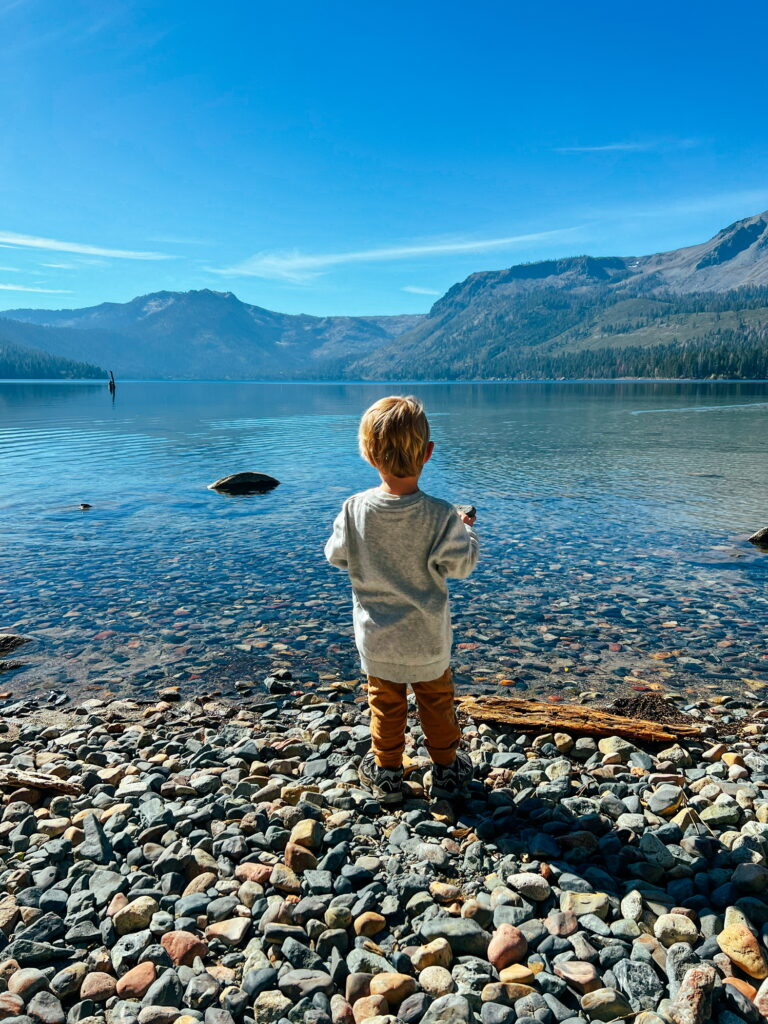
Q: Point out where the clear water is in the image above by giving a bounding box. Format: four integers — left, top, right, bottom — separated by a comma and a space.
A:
1, 380, 766, 704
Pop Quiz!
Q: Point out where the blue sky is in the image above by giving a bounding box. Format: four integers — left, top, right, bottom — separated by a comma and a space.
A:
1, 0, 767, 315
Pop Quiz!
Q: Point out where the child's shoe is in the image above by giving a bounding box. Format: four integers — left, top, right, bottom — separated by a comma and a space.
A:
428, 749, 473, 800
358, 752, 404, 804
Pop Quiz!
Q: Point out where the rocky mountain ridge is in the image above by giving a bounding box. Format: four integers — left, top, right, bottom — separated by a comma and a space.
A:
3, 210, 768, 379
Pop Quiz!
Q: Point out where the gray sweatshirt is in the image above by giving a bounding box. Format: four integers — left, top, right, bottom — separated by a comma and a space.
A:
324, 487, 479, 683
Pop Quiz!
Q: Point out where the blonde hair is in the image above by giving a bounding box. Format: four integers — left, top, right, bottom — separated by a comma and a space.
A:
359, 395, 430, 478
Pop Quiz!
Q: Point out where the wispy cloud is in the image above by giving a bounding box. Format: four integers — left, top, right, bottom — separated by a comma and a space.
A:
592, 188, 768, 221
0, 265, 21, 272
402, 285, 442, 296
0, 230, 170, 260
212, 227, 580, 283
40, 262, 75, 269
0, 283, 73, 293
557, 139, 699, 154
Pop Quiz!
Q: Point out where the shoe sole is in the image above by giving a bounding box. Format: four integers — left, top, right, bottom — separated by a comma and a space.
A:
358, 771, 403, 805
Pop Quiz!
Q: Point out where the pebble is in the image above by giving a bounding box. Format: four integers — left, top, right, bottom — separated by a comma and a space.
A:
654, 913, 699, 947
0, 691, 767, 1024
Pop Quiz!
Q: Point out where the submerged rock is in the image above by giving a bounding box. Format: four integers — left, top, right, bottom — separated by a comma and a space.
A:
0, 633, 30, 656
208, 472, 280, 495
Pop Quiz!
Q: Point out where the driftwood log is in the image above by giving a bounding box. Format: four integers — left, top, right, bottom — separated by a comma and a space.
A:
457, 695, 704, 743
0, 766, 82, 795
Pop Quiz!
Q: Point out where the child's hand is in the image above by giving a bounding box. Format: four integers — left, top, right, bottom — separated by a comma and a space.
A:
461, 512, 476, 526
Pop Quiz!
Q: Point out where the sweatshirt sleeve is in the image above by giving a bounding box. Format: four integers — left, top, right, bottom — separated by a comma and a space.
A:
432, 511, 479, 580
324, 507, 348, 569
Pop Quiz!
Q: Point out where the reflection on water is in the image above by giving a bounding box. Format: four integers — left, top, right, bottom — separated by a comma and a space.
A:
0, 380, 766, 703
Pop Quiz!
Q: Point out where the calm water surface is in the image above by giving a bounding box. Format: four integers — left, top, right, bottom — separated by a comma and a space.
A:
1, 380, 766, 704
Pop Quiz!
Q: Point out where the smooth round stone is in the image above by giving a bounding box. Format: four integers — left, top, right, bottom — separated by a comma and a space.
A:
354, 913, 386, 937
80, 973, 117, 1002
611, 919, 641, 941
718, 918, 768, 979
325, 907, 353, 930
113, 897, 159, 936
0, 994, 25, 1018
411, 939, 453, 971
597, 736, 635, 758
559, 893, 610, 919
430, 882, 461, 903
420, 994, 471, 1024
504, 873, 552, 902
419, 967, 455, 998
352, 995, 388, 1023
498, 965, 535, 986
487, 925, 528, 970
646, 785, 684, 817
369, 974, 417, 1007
544, 911, 578, 937
654, 914, 698, 947
116, 963, 157, 999
580, 988, 633, 1022
480, 1004, 515, 1024
554, 962, 600, 994
619, 891, 643, 922
8, 970, 48, 998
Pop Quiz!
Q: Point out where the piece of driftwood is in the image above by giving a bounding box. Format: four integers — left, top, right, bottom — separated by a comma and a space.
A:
0, 766, 82, 795
457, 695, 704, 743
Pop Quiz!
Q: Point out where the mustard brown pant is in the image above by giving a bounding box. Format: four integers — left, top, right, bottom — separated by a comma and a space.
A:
367, 667, 460, 769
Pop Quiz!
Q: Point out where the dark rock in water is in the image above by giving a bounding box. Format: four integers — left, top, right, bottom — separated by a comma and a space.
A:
748, 526, 768, 548
0, 633, 30, 656
208, 473, 280, 495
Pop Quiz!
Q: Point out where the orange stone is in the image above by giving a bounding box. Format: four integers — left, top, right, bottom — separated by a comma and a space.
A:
723, 977, 757, 1001
487, 924, 528, 970
116, 962, 157, 999
234, 863, 272, 885
160, 930, 208, 965
352, 995, 388, 1023
80, 972, 117, 1002
554, 961, 601, 993
369, 972, 417, 1006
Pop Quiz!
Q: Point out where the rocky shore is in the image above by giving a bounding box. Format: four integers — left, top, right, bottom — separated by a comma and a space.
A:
1, 679, 768, 1024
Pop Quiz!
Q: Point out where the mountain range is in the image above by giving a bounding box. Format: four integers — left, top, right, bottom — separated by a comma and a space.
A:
2, 209, 768, 380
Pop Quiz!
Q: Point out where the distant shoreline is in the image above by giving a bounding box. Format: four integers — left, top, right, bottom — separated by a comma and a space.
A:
3, 376, 768, 385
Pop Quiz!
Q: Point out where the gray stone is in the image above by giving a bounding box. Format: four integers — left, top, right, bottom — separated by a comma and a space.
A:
421, 995, 471, 1024
277, 971, 334, 1001
142, 970, 183, 1008
420, 918, 490, 957
27, 993, 66, 1024
3, 941, 76, 967
612, 959, 665, 1012
665, 943, 699, 1000
77, 814, 115, 864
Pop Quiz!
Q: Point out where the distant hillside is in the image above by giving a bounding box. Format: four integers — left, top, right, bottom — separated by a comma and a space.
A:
0, 291, 422, 379
0, 331, 106, 379
351, 211, 768, 379
2, 210, 768, 380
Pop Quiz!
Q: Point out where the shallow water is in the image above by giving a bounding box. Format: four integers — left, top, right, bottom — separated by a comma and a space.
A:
1, 379, 766, 704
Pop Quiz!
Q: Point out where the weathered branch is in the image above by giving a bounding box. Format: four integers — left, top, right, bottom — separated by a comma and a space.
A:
0, 767, 82, 795
457, 695, 703, 743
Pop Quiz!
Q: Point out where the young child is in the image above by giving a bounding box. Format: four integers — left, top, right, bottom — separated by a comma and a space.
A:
324, 395, 479, 803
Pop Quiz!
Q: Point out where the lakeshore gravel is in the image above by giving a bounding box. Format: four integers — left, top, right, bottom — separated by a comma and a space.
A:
2, 679, 768, 1024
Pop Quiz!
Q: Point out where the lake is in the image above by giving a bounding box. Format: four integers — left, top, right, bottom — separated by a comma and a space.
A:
1, 380, 766, 706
